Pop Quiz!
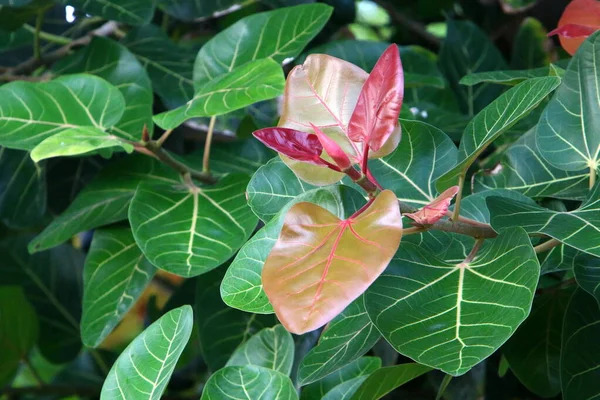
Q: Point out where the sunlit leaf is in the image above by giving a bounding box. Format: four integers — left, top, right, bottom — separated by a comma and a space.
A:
101, 306, 193, 400
350, 363, 432, 400
54, 0, 154, 25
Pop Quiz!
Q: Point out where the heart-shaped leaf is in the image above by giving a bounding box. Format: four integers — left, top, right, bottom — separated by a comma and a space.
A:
298, 296, 381, 385
0, 74, 125, 151
350, 363, 432, 400
436, 76, 561, 192
100, 305, 193, 400
129, 174, 257, 277
263, 190, 402, 334
81, 227, 156, 348
226, 324, 294, 375
154, 59, 285, 130
201, 365, 298, 400
348, 45, 403, 152
54, 0, 155, 25
366, 227, 539, 376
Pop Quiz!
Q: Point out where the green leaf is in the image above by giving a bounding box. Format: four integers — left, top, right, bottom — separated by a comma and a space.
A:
403, 230, 474, 263
456, 189, 537, 224
196, 267, 276, 372
154, 59, 285, 130
0, 0, 33, 5
195, 138, 274, 176
193, 4, 332, 86
54, 0, 155, 25
220, 185, 364, 314
298, 297, 381, 385
129, 174, 257, 277
511, 17, 551, 69
561, 289, 600, 400
158, 0, 247, 21
0, 0, 53, 31
367, 119, 457, 207
201, 365, 298, 400
503, 287, 572, 398
0, 74, 125, 151
574, 253, 600, 306
101, 305, 193, 400
81, 227, 156, 348
472, 128, 590, 200
1, 236, 83, 364
365, 227, 539, 376
0, 286, 38, 387
536, 32, 600, 172
350, 363, 432, 400
459, 67, 554, 86
30, 128, 134, 162
29, 155, 179, 253
500, 0, 537, 13
53, 37, 154, 140
488, 184, 600, 257
322, 376, 369, 400
436, 77, 561, 192
540, 244, 584, 274
247, 157, 316, 223
439, 20, 507, 116
123, 25, 195, 109
0, 147, 46, 228
226, 324, 294, 375
301, 357, 381, 400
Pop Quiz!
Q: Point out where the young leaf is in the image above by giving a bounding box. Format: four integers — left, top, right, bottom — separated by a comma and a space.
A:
253, 127, 327, 167
348, 44, 403, 152
552, 0, 600, 55
100, 306, 193, 400
81, 227, 156, 348
405, 186, 459, 225
263, 190, 402, 334
312, 123, 353, 170
549, 24, 598, 38
350, 363, 432, 400
365, 228, 539, 376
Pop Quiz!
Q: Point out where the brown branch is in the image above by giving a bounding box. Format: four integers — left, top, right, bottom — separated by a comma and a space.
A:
534, 238, 561, 254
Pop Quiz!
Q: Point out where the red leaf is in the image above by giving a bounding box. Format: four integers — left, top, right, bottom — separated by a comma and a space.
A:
347, 44, 404, 152
548, 23, 598, 38
310, 123, 352, 170
253, 127, 329, 168
405, 186, 459, 225
553, 0, 600, 55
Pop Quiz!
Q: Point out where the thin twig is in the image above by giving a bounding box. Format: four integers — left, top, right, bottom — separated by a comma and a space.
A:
156, 129, 174, 147
402, 226, 426, 235
590, 165, 597, 190
33, 13, 44, 60
203, 116, 217, 174
22, 356, 44, 386
451, 174, 465, 222
464, 238, 485, 263
534, 238, 561, 254
24, 23, 73, 46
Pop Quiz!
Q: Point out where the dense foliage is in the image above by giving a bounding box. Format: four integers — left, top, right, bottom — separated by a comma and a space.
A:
1, 0, 600, 399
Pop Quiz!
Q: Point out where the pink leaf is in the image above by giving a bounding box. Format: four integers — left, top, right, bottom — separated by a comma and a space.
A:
253, 127, 331, 168
310, 123, 352, 170
405, 186, 460, 225
548, 23, 598, 38
347, 44, 404, 152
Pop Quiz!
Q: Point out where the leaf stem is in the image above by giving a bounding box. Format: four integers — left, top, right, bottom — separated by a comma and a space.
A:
534, 238, 561, 254
143, 141, 217, 184
156, 128, 174, 147
464, 238, 485, 263
451, 173, 465, 222
203, 116, 217, 174
24, 23, 73, 46
402, 226, 426, 235
590, 164, 597, 190
33, 13, 44, 60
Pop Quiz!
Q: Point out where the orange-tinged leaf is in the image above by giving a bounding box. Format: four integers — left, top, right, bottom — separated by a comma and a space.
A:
405, 186, 459, 225
554, 0, 600, 55
348, 45, 404, 152
262, 190, 402, 334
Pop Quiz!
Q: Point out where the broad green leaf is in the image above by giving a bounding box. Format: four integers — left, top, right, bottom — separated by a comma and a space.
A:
503, 288, 572, 398
561, 289, 600, 400
367, 119, 457, 207
455, 189, 537, 224
158, 0, 247, 21
298, 297, 381, 385
263, 190, 402, 334
536, 32, 600, 172
193, 4, 332, 86
81, 227, 156, 348
0, 147, 46, 228
226, 324, 294, 375
123, 25, 195, 109
0, 287, 38, 387
201, 365, 298, 400
473, 128, 590, 200
197, 268, 276, 372
540, 244, 584, 274
154, 59, 285, 130
366, 228, 539, 376
100, 305, 193, 400
53, 37, 154, 140
0, 74, 125, 151
1, 236, 83, 364
511, 17, 552, 69
322, 376, 369, 400
220, 185, 364, 314
403, 230, 474, 263
55, 0, 154, 25
488, 184, 600, 257
439, 20, 507, 116
247, 157, 317, 222
302, 357, 381, 400
30, 128, 133, 162
436, 77, 561, 192
129, 174, 257, 277
350, 363, 432, 400
29, 155, 179, 253
574, 253, 600, 305
459, 67, 554, 86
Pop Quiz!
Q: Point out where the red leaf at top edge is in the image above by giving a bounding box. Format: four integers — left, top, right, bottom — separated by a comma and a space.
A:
548, 23, 598, 38
347, 44, 404, 153
253, 127, 329, 168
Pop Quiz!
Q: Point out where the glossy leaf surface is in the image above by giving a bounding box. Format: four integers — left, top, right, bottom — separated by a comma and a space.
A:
201, 366, 298, 400
253, 128, 326, 167
350, 363, 432, 400
406, 186, 459, 225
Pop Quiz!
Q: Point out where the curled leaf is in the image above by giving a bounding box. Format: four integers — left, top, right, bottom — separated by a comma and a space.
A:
262, 190, 402, 334
548, 24, 598, 38
405, 186, 459, 225
253, 127, 331, 169
310, 123, 352, 170
348, 44, 404, 152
